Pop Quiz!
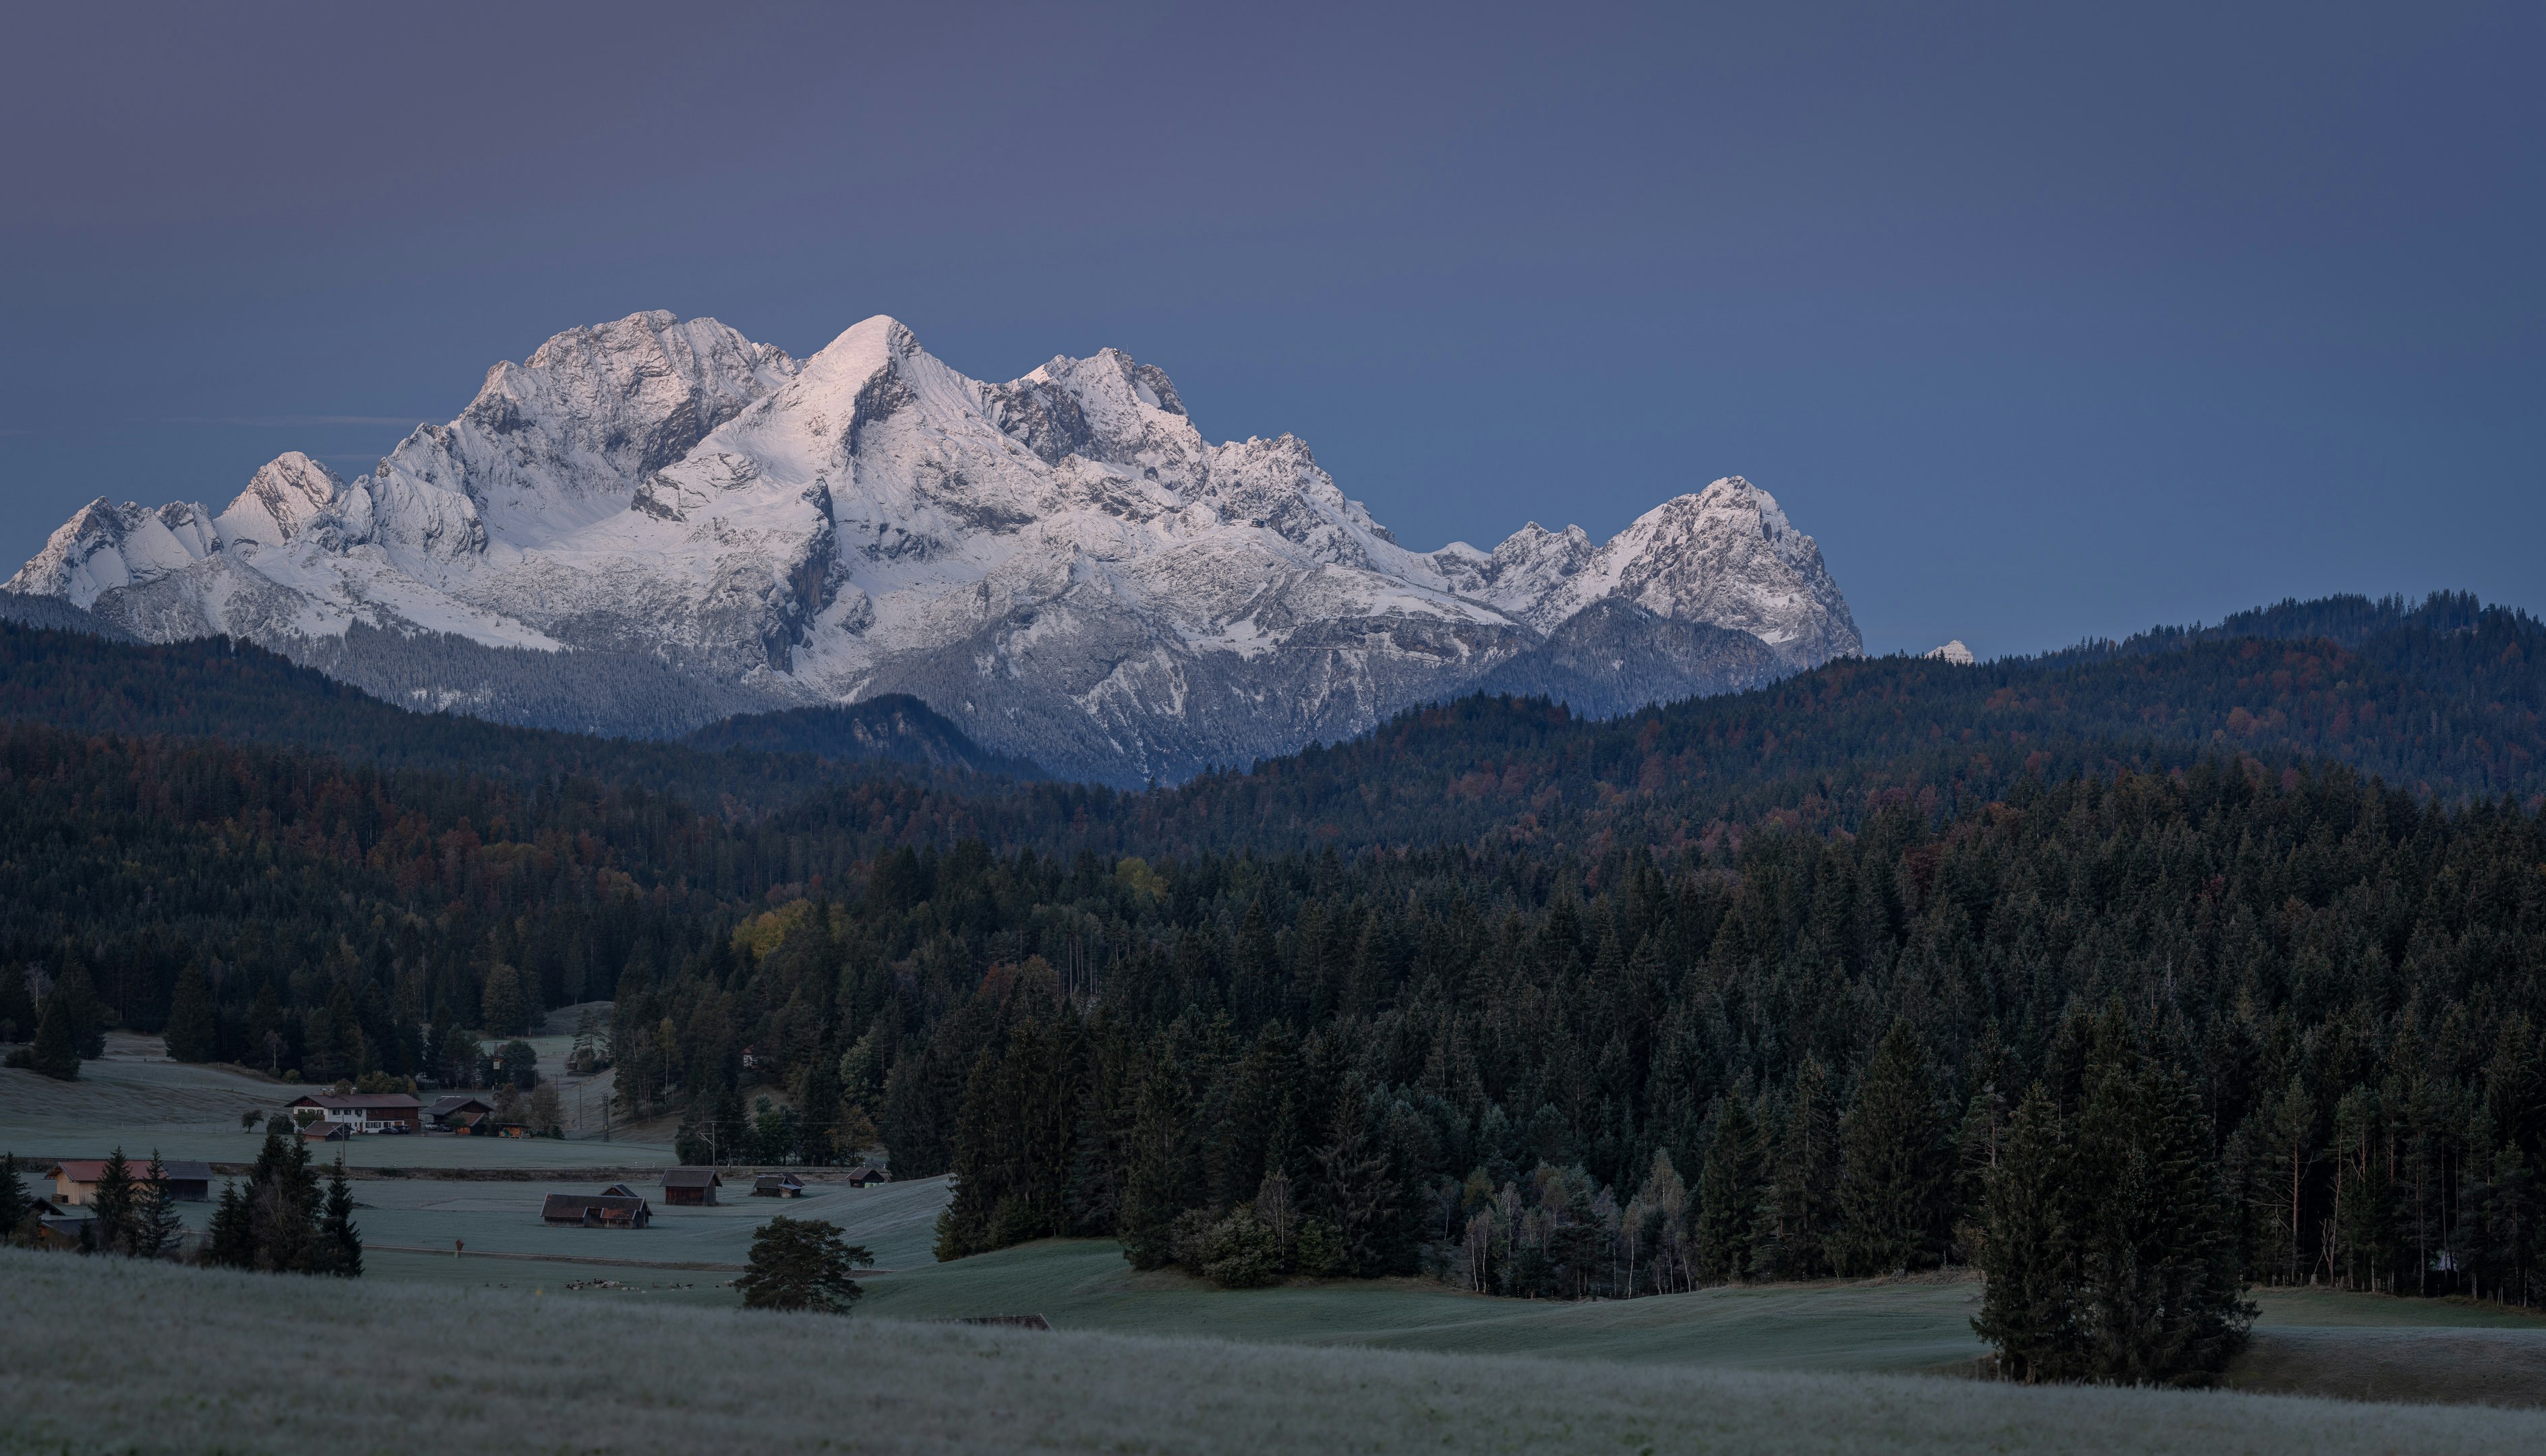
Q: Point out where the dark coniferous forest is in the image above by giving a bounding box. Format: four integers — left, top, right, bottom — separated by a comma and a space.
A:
2, 592, 2541, 1381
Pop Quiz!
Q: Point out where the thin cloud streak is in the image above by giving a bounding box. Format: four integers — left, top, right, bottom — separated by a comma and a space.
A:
162, 415, 424, 427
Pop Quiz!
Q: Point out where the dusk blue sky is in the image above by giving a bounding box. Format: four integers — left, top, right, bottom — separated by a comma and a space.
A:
4, 2, 2538, 658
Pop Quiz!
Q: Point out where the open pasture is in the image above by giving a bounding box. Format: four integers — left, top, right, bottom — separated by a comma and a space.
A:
7, 1248, 2543, 1456
0, 1033, 668, 1170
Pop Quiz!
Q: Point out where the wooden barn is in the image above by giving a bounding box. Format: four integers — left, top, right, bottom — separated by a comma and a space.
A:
425, 1095, 494, 1132
752, 1172, 806, 1198
45, 1159, 213, 1205
541, 1188, 653, 1228
846, 1165, 892, 1188
661, 1169, 722, 1206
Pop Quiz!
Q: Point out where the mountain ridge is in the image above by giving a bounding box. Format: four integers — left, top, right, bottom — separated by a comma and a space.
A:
7, 311, 1860, 784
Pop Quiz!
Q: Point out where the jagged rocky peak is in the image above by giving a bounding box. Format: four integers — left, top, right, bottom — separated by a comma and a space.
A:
1925, 640, 1976, 665
218, 452, 344, 549
8, 309, 1866, 785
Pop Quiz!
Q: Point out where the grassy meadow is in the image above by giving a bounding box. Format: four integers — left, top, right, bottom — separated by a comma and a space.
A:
0, 1031, 668, 1172
12, 1037, 2545, 1446
8, 1249, 2546, 1456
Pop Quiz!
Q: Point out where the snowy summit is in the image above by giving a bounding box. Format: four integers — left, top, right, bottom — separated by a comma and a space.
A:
7, 311, 1863, 783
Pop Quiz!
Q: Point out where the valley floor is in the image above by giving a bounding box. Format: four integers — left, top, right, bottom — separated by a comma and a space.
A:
7, 1248, 2545, 1456
13, 1048, 2546, 1447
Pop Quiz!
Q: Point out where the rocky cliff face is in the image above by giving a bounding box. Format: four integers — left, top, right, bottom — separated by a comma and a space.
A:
9, 311, 1862, 783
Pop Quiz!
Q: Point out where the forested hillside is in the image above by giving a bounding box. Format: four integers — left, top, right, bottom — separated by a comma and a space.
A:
0, 619, 1027, 812
3, 591, 2541, 1354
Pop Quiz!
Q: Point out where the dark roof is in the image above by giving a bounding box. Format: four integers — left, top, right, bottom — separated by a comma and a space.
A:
543, 1193, 649, 1219
661, 1169, 723, 1188
288, 1093, 423, 1111
754, 1172, 804, 1187
427, 1096, 494, 1117
599, 1183, 640, 1199
46, 1159, 213, 1184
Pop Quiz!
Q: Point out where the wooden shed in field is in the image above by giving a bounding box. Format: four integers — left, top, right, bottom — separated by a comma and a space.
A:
752, 1172, 806, 1198
661, 1169, 722, 1206
541, 1188, 653, 1228
846, 1165, 891, 1188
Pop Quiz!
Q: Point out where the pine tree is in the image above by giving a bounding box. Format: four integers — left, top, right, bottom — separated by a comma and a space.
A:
0, 1153, 26, 1242
245, 1126, 320, 1271
1754, 1054, 1839, 1279
54, 965, 107, 1060
480, 963, 527, 1039
131, 1151, 187, 1260
206, 1180, 255, 1267
1972, 1083, 2078, 1381
1834, 1020, 1953, 1275
1119, 1052, 1195, 1269
2069, 1010, 2253, 1382
1693, 1091, 1763, 1283
28, 983, 81, 1081
321, 1157, 362, 1276
932, 1046, 1004, 1261
90, 1147, 138, 1254
0, 967, 35, 1045
736, 1216, 873, 1312
162, 965, 220, 1063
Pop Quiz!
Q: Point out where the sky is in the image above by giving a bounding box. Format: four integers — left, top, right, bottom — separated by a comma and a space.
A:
2, 1, 2538, 658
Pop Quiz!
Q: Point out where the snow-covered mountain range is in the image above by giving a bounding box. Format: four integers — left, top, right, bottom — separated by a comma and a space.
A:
7, 311, 1861, 784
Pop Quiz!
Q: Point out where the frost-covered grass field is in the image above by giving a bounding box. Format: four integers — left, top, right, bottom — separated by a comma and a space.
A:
0, 1035, 669, 1170
6, 1250, 2543, 1456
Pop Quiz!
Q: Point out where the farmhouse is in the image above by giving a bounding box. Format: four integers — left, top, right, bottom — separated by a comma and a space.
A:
45, 1159, 214, 1205
661, 1169, 722, 1206
541, 1187, 653, 1228
34, 1207, 97, 1250
285, 1092, 423, 1134
752, 1173, 806, 1198
425, 1095, 495, 1132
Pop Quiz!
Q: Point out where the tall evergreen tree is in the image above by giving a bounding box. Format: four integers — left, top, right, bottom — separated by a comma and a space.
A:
1692, 1091, 1763, 1283
162, 965, 220, 1063
0, 1153, 26, 1242
130, 1151, 187, 1260
1119, 1051, 1196, 1269
0, 967, 34, 1045
27, 983, 81, 1081
321, 1157, 363, 1276
90, 1148, 138, 1254
206, 1179, 255, 1267
1834, 1021, 1953, 1275
1973, 1083, 2079, 1381
1754, 1054, 1840, 1279
2067, 1008, 2254, 1382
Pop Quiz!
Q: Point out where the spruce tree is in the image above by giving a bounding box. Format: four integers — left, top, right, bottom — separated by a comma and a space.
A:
1972, 1083, 2079, 1381
28, 985, 80, 1081
131, 1151, 187, 1260
55, 965, 107, 1060
90, 1147, 137, 1254
321, 1157, 362, 1276
1754, 1055, 1839, 1279
245, 1126, 320, 1271
207, 1180, 255, 1267
2070, 1012, 2253, 1383
0, 967, 34, 1045
479, 964, 527, 1039
1119, 1052, 1195, 1269
163, 965, 220, 1063
1834, 1019, 1953, 1275
0, 1153, 26, 1242
1693, 1091, 1763, 1283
